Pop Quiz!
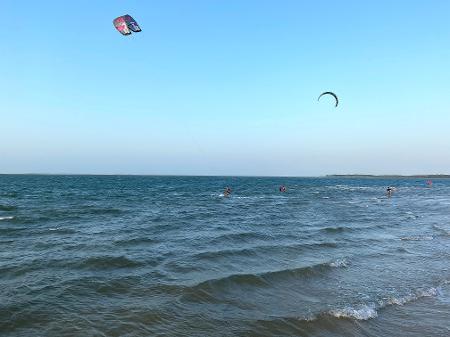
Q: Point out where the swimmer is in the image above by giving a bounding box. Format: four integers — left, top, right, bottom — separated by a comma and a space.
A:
279, 185, 286, 192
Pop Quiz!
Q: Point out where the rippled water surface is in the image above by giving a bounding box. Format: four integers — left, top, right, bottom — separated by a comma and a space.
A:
1, 175, 449, 336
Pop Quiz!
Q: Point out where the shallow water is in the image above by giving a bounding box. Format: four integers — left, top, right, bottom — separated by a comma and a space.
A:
0, 175, 449, 336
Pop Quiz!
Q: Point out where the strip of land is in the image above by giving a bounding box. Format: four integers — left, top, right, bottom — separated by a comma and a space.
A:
326, 174, 450, 178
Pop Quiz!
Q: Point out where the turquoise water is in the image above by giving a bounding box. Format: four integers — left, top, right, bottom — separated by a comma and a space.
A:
1, 175, 449, 336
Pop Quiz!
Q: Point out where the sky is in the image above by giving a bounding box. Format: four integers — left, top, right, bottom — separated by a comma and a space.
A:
1, 0, 450, 176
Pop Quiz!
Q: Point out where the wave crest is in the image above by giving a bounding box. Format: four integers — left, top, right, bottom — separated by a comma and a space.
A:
329, 258, 349, 268
433, 225, 450, 236
75, 256, 144, 270
305, 286, 440, 323
329, 304, 377, 320
185, 259, 350, 302
400, 236, 433, 241
0, 204, 17, 211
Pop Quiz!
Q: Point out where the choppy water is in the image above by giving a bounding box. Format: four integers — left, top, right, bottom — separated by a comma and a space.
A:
1, 175, 449, 337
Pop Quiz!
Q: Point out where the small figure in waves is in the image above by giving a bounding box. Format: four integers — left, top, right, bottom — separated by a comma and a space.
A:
279, 185, 286, 193
386, 186, 394, 198
223, 187, 232, 197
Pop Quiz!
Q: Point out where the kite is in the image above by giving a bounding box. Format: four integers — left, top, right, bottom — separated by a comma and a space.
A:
113, 15, 141, 36
318, 92, 339, 107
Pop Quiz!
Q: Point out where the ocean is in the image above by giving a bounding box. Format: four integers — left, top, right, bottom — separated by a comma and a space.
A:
0, 175, 449, 336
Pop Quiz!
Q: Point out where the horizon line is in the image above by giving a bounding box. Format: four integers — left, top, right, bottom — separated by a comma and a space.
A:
1, 173, 449, 178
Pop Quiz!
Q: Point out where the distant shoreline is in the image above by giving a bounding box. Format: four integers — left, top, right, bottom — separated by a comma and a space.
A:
326, 174, 450, 178
0, 173, 449, 178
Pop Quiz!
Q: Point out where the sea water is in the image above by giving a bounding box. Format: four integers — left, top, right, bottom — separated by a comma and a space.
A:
1, 175, 449, 336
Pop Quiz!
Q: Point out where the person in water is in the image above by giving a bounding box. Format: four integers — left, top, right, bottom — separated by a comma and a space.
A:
224, 187, 232, 197
279, 185, 286, 192
386, 186, 394, 198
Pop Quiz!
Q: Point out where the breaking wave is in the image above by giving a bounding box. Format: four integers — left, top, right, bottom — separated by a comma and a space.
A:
304, 286, 440, 322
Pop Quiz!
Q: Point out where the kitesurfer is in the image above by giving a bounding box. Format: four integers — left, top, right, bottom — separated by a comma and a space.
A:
224, 187, 232, 197
386, 187, 394, 198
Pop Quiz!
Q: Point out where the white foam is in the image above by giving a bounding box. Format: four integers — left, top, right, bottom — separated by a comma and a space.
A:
329, 258, 349, 268
384, 287, 439, 307
416, 287, 438, 297
400, 236, 433, 241
0, 216, 14, 221
329, 304, 378, 320
304, 286, 440, 323
385, 294, 415, 305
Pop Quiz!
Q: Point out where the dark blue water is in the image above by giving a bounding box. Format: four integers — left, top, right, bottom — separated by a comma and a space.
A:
1, 175, 449, 336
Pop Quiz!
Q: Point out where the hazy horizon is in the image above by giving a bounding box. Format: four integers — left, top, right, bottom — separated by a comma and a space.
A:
0, 172, 449, 178
2, 1, 450, 176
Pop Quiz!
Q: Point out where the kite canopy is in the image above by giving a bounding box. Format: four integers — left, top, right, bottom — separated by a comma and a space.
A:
113, 15, 141, 35
318, 92, 339, 107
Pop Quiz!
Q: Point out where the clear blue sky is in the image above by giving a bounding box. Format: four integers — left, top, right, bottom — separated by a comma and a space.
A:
2, 0, 450, 175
